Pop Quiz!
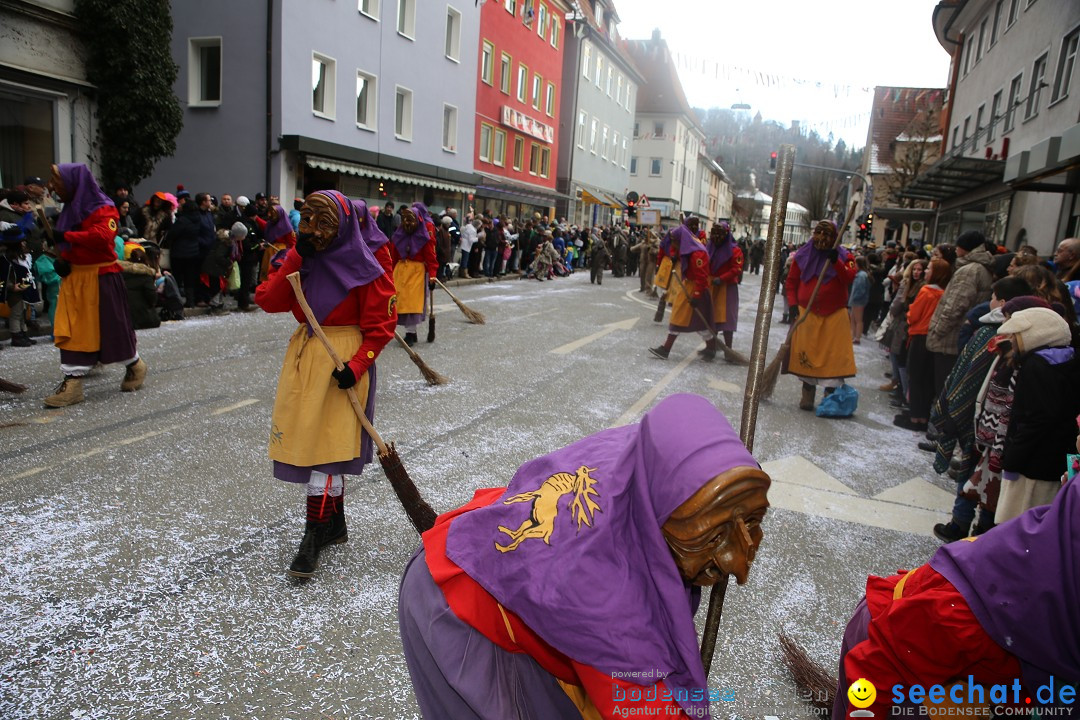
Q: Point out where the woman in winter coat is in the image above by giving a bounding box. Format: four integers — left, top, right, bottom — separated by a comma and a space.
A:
897, 257, 952, 432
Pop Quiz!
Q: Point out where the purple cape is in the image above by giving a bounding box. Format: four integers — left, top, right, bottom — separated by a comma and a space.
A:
707, 231, 734, 273
391, 202, 433, 259
298, 190, 384, 325
351, 199, 389, 253
930, 476, 1080, 693
265, 204, 294, 245
671, 224, 708, 275
445, 393, 761, 719
792, 242, 850, 284
55, 164, 114, 232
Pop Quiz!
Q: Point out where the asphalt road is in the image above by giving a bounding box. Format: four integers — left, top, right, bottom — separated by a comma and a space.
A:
0, 269, 946, 720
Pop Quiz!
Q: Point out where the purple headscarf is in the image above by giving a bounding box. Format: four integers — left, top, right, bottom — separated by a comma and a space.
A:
55, 164, 114, 232
707, 221, 734, 272
265, 204, 294, 245
792, 239, 850, 284
391, 202, 434, 259
445, 393, 762, 718
351, 199, 389, 253
298, 190, 385, 325
670, 223, 708, 275
930, 477, 1080, 695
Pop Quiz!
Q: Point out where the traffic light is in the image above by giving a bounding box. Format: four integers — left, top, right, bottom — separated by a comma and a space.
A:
858, 223, 868, 241
626, 190, 639, 219
866, 212, 874, 239
768, 151, 777, 173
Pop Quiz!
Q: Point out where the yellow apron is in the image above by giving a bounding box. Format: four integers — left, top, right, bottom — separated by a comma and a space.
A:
654, 255, 672, 292
709, 282, 728, 325
668, 267, 698, 328
269, 325, 370, 467
53, 261, 117, 352
784, 307, 857, 379
393, 259, 426, 314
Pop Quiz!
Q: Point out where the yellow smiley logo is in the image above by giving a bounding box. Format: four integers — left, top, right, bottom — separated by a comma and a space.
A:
847, 678, 876, 709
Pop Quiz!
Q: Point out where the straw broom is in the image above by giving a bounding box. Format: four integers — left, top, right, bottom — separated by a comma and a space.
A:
779, 633, 836, 711
426, 281, 436, 343
286, 272, 437, 534
395, 332, 449, 385
434, 279, 485, 324
0, 377, 27, 393
668, 272, 750, 365
760, 201, 859, 399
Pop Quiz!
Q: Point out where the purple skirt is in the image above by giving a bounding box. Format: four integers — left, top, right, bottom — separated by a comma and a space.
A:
397, 284, 431, 328
59, 271, 138, 367
398, 547, 583, 719
716, 285, 739, 332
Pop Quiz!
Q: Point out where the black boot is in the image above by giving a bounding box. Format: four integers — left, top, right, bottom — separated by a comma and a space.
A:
698, 338, 717, 361
324, 499, 348, 547
287, 521, 329, 578
404, 332, 418, 347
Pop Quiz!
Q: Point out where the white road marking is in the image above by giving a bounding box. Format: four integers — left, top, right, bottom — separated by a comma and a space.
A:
551, 317, 639, 355
708, 379, 742, 393
212, 398, 260, 416
612, 347, 700, 427
624, 289, 661, 308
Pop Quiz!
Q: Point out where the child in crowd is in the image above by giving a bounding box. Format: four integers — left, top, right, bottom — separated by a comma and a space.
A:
1, 229, 41, 347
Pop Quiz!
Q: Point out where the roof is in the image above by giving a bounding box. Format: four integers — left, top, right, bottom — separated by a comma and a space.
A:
900, 154, 1004, 202
572, 0, 645, 84
623, 31, 703, 133
866, 86, 946, 175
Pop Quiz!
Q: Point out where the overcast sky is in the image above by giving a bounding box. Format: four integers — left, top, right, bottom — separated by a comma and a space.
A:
612, 0, 953, 148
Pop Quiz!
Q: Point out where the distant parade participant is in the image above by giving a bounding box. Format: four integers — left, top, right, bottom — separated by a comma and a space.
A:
389, 202, 438, 347
782, 220, 857, 410
255, 190, 396, 579
649, 217, 713, 360
653, 228, 675, 322
44, 163, 146, 408
706, 221, 743, 359
398, 393, 771, 720
352, 198, 392, 275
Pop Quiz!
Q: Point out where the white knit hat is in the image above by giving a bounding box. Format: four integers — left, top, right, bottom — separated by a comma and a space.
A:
236, 195, 250, 206
998, 307, 1071, 353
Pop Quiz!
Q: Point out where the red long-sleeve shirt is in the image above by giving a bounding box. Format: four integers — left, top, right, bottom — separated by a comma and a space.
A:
711, 246, 744, 284
60, 205, 121, 271
679, 250, 710, 299
254, 248, 397, 377
784, 253, 857, 316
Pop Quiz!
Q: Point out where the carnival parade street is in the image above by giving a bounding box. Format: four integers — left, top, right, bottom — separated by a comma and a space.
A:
1, 270, 949, 720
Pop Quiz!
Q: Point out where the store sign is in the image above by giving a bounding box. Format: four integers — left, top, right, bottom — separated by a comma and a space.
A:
501, 106, 554, 143
909, 220, 925, 240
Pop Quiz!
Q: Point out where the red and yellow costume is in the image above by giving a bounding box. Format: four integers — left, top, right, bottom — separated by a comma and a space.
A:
783, 249, 857, 380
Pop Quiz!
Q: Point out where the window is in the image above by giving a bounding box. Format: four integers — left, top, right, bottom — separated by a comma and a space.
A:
545, 82, 555, 117
516, 63, 528, 103
360, 0, 379, 19
582, 44, 591, 78
590, 118, 598, 154
481, 41, 494, 85
595, 6, 603, 26
442, 104, 457, 152
630, 156, 638, 175
531, 73, 542, 110
445, 7, 461, 61
500, 52, 512, 94
539, 146, 550, 178
988, 89, 1003, 141
649, 157, 662, 176
523, 0, 534, 26
654, 121, 664, 136
479, 123, 493, 162
1004, 73, 1023, 131
513, 137, 524, 171
1007, 0, 1019, 28
493, 129, 506, 166
621, 138, 628, 169
601, 125, 608, 159
1025, 53, 1047, 120
537, 3, 547, 38
612, 131, 620, 165
625, 86, 632, 111
975, 104, 985, 144
977, 18, 987, 61
576, 110, 586, 149
606, 67, 613, 96
397, 0, 416, 38
355, 70, 377, 129
312, 53, 336, 118
595, 56, 603, 88
504, 0, 516, 13
990, 0, 1003, 45
952, 126, 960, 151
395, 86, 413, 139
1052, 29, 1078, 104
529, 143, 540, 175
188, 37, 222, 106
550, 17, 559, 48
633, 122, 639, 138
616, 74, 623, 104
962, 38, 974, 76
962, 115, 970, 148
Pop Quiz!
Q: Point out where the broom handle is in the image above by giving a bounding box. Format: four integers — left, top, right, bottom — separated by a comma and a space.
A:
395, 331, 423, 358
433, 278, 457, 300
787, 200, 860, 337
285, 271, 389, 456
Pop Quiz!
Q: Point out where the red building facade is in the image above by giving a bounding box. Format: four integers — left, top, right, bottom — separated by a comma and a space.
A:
473, 0, 568, 218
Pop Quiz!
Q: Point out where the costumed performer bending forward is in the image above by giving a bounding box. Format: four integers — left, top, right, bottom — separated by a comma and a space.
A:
389, 202, 438, 347
398, 393, 772, 719
44, 163, 147, 408
782, 220, 857, 411
256, 190, 397, 579
833, 474, 1080, 719
649, 216, 714, 361
706, 220, 743, 360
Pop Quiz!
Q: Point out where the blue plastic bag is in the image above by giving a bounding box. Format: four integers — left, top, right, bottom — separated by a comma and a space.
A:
815, 383, 858, 418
